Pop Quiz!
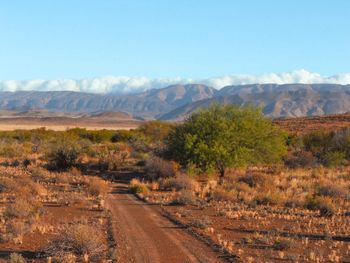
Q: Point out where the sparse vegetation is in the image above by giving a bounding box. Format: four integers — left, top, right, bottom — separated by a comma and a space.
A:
47, 224, 107, 259
0, 111, 349, 262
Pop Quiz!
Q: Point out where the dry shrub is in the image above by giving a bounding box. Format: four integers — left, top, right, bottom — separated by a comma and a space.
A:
98, 152, 120, 171
145, 157, 178, 180
56, 192, 86, 206
315, 181, 348, 199
69, 167, 82, 177
97, 145, 130, 171
5, 197, 42, 219
171, 190, 196, 205
254, 190, 283, 206
47, 224, 107, 259
54, 253, 77, 263
160, 174, 199, 192
8, 253, 26, 263
29, 166, 50, 182
7, 220, 27, 237
238, 172, 271, 188
190, 217, 212, 229
305, 196, 335, 217
284, 150, 317, 168
129, 179, 149, 194
273, 239, 294, 250
0, 177, 17, 193
212, 187, 236, 202
86, 178, 108, 197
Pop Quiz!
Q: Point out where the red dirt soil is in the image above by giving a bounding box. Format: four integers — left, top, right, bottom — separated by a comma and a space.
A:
106, 183, 229, 263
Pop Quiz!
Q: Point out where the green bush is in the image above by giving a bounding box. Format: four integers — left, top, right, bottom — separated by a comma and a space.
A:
129, 183, 149, 194
164, 104, 287, 178
324, 151, 345, 167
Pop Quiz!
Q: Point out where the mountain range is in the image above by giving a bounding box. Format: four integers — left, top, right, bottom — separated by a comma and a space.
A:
0, 83, 350, 120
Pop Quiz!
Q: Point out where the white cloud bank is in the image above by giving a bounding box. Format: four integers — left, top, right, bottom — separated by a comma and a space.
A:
1, 69, 350, 94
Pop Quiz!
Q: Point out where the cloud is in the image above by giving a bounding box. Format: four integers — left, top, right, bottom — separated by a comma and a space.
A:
1, 69, 350, 94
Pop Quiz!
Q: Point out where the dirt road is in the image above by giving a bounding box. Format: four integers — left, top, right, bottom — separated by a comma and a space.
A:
106, 183, 227, 263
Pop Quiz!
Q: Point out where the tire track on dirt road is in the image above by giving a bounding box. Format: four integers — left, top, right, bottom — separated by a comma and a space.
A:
106, 183, 228, 263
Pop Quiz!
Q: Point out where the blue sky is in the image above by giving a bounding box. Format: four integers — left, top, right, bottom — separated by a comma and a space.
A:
0, 0, 349, 82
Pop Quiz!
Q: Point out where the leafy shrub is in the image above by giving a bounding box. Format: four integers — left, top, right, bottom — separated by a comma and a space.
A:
145, 157, 178, 180
164, 104, 287, 178
137, 121, 173, 143
0, 139, 24, 158
129, 179, 149, 194
129, 183, 149, 194
111, 130, 138, 142
324, 151, 345, 167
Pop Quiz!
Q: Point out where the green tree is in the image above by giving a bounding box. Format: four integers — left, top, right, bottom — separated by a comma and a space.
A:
164, 104, 287, 178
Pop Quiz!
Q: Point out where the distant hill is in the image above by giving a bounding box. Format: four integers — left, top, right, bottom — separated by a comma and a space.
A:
0, 84, 215, 118
1, 83, 350, 119
159, 84, 350, 120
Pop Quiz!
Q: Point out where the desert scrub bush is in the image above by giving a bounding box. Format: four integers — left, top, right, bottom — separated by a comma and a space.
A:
237, 172, 271, 188
96, 143, 131, 171
138, 120, 173, 143
273, 239, 294, 250
190, 217, 212, 229
29, 166, 52, 183
47, 224, 107, 259
46, 135, 81, 171
160, 174, 198, 192
284, 149, 317, 168
171, 190, 196, 205
211, 187, 237, 202
6, 220, 29, 243
0, 177, 17, 193
8, 253, 26, 263
145, 157, 178, 180
86, 178, 108, 197
67, 128, 116, 143
111, 130, 137, 143
324, 151, 346, 167
0, 139, 24, 158
305, 195, 335, 217
315, 181, 348, 198
5, 197, 43, 219
129, 179, 149, 194
254, 190, 283, 206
